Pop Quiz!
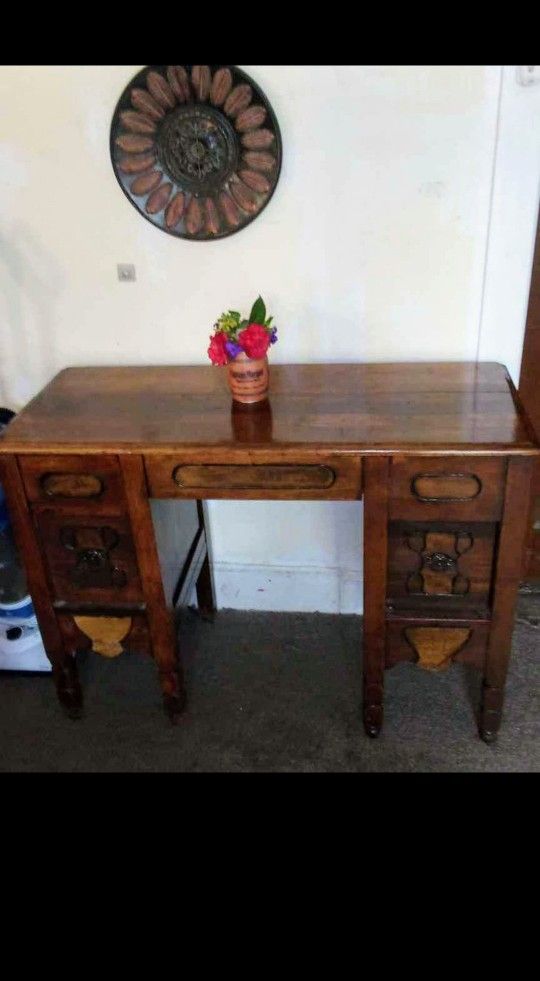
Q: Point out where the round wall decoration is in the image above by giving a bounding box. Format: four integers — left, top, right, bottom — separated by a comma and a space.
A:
110, 65, 282, 240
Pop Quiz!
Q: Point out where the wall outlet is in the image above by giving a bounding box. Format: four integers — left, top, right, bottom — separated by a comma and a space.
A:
517, 66, 540, 86
117, 263, 136, 281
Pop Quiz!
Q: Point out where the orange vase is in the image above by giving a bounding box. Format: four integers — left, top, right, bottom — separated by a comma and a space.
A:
227, 352, 269, 405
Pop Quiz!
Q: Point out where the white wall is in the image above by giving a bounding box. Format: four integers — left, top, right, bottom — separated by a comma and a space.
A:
1, 66, 540, 613
479, 67, 540, 379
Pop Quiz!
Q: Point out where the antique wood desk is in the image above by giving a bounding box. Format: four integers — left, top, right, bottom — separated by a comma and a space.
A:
0, 362, 538, 742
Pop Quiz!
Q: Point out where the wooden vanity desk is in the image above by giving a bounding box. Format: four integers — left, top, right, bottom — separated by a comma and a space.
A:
0, 362, 537, 743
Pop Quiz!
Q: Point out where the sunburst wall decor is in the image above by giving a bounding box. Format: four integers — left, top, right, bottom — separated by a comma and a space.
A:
110, 65, 282, 240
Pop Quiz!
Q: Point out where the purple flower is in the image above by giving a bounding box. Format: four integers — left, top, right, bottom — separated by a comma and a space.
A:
270, 327, 278, 345
225, 340, 243, 360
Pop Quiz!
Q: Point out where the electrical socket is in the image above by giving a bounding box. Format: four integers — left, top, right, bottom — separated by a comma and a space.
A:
117, 264, 136, 282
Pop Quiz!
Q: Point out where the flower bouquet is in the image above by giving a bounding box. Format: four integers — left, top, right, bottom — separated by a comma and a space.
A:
207, 297, 277, 404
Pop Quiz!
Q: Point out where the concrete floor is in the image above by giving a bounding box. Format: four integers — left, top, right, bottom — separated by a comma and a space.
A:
0, 604, 538, 772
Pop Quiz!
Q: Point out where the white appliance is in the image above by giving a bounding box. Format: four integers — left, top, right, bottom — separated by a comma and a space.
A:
0, 596, 51, 672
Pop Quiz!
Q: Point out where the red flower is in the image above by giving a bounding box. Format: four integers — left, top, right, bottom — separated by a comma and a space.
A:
238, 323, 270, 360
208, 331, 229, 366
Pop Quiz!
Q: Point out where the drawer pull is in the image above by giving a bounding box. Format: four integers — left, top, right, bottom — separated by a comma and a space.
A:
411, 472, 481, 503
172, 464, 336, 491
41, 472, 104, 499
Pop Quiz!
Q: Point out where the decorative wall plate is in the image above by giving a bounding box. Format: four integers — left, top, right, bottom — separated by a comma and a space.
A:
110, 65, 282, 240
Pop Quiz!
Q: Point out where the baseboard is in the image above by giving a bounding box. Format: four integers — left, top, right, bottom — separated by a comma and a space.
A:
212, 561, 363, 614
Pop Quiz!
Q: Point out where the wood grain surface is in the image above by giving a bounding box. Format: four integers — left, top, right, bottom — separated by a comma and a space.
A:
387, 520, 496, 610
1, 363, 537, 456
362, 456, 390, 737
385, 619, 489, 671
119, 454, 186, 720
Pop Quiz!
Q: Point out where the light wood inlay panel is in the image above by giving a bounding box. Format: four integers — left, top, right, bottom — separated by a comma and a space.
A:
385, 620, 489, 671
146, 452, 362, 500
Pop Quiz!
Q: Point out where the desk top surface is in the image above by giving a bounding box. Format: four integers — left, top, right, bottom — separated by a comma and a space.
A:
1, 362, 538, 456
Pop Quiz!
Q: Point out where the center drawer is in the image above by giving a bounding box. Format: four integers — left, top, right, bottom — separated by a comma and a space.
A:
385, 619, 489, 671
145, 453, 363, 500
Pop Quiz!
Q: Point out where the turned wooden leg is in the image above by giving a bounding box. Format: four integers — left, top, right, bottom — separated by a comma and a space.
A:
362, 457, 390, 738
479, 684, 504, 743
479, 457, 533, 743
54, 657, 83, 719
159, 663, 186, 723
120, 455, 187, 723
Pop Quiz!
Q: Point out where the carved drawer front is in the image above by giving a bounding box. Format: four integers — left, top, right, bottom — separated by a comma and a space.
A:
145, 453, 362, 500
387, 521, 497, 614
390, 456, 506, 521
19, 454, 125, 513
34, 512, 143, 604
385, 620, 489, 672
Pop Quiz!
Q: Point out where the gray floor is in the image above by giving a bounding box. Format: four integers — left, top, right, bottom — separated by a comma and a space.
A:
0, 606, 538, 772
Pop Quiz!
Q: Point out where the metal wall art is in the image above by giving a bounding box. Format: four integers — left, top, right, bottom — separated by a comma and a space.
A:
110, 65, 282, 240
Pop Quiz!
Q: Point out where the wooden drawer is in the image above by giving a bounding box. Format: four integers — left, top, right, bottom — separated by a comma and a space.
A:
385, 619, 489, 671
19, 454, 125, 513
387, 521, 497, 614
35, 512, 143, 604
389, 456, 506, 521
145, 452, 363, 500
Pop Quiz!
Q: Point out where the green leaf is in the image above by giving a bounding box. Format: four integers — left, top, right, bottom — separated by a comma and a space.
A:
264, 316, 273, 327
249, 296, 266, 324
216, 310, 242, 335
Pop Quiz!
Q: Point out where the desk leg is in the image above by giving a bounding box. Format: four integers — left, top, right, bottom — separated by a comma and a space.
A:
120, 455, 186, 723
362, 457, 390, 737
0, 455, 83, 718
480, 457, 533, 743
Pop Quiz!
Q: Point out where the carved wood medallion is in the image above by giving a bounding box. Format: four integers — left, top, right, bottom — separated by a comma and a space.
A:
406, 530, 473, 595
110, 65, 282, 240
